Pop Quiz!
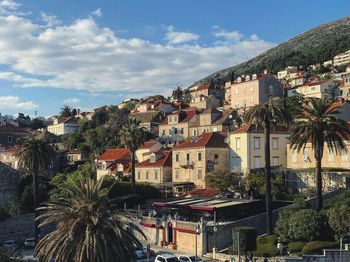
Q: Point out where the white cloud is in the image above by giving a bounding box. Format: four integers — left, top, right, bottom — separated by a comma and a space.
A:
0, 96, 38, 110
63, 97, 81, 105
165, 26, 199, 44
0, 0, 19, 12
90, 8, 102, 18
0, 3, 276, 97
214, 30, 242, 42
40, 11, 62, 27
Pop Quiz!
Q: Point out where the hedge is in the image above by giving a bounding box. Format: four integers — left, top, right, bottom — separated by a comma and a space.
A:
288, 241, 306, 255
302, 241, 338, 255
254, 235, 279, 257
232, 227, 257, 254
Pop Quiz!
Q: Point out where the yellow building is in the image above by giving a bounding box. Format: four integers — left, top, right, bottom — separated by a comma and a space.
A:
135, 151, 172, 184
288, 80, 337, 100
229, 125, 290, 174
287, 141, 350, 170
172, 132, 228, 188
47, 117, 79, 136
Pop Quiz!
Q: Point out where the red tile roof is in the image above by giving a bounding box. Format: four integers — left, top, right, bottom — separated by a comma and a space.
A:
0, 123, 28, 133
98, 148, 130, 161
136, 151, 172, 167
232, 124, 289, 134
61, 117, 79, 124
139, 141, 158, 149
191, 82, 215, 92
231, 72, 268, 85
184, 188, 221, 198
173, 132, 228, 149
161, 109, 197, 125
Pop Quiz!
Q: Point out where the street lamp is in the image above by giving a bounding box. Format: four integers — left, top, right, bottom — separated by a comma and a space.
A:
195, 224, 201, 262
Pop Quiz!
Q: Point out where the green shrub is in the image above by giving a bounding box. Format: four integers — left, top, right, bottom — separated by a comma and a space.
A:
287, 209, 323, 241
302, 241, 338, 255
232, 227, 257, 254
327, 204, 350, 240
254, 235, 279, 257
287, 241, 306, 254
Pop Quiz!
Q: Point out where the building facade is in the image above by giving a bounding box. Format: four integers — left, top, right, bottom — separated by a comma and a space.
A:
0, 123, 28, 147
189, 82, 224, 109
96, 148, 131, 180
172, 132, 228, 188
47, 117, 80, 136
0, 162, 20, 206
288, 80, 338, 100
229, 125, 290, 174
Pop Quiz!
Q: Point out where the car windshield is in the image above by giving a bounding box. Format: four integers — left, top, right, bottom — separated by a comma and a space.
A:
189, 257, 202, 261
167, 258, 180, 262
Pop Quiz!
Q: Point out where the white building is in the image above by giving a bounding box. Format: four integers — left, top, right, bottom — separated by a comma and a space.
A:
47, 117, 79, 136
333, 50, 350, 67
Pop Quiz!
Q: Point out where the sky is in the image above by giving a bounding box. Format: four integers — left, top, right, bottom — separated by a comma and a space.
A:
0, 0, 349, 117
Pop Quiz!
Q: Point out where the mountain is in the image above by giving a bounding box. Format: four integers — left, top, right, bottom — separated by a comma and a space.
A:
193, 16, 350, 87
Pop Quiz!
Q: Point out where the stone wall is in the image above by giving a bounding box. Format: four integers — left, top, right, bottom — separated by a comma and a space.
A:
0, 213, 34, 243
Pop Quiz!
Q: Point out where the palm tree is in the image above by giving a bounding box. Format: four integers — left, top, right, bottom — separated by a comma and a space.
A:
15, 132, 56, 242
120, 118, 147, 193
60, 105, 73, 118
172, 86, 184, 102
35, 177, 143, 262
244, 97, 289, 235
290, 98, 350, 211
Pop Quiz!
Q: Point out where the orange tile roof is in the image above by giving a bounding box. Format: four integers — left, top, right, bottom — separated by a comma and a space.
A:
161, 109, 197, 125
0, 123, 28, 133
139, 141, 158, 149
184, 188, 221, 197
98, 148, 130, 161
136, 151, 172, 167
173, 132, 228, 149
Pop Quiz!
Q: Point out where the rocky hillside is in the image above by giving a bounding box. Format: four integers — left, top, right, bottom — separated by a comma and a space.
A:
193, 16, 350, 86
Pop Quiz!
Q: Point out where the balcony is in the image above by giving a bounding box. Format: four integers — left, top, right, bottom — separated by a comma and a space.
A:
180, 161, 194, 169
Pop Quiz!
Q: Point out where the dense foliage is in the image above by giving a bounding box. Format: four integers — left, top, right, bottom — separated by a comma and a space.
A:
301, 241, 338, 255
327, 204, 350, 240
254, 235, 279, 257
205, 170, 241, 191
232, 227, 257, 255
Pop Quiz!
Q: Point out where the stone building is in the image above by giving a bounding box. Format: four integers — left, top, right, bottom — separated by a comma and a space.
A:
0, 162, 20, 206
0, 123, 28, 147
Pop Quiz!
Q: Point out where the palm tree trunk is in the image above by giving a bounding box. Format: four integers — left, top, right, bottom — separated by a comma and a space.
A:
131, 151, 136, 193
264, 121, 273, 235
33, 170, 40, 243
315, 154, 323, 211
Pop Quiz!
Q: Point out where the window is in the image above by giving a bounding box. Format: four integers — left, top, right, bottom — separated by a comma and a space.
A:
311, 86, 315, 91
175, 154, 179, 162
186, 153, 190, 162
146, 171, 149, 180
272, 156, 279, 166
254, 137, 260, 149
243, 86, 246, 93
197, 169, 202, 179
155, 170, 158, 180
174, 128, 178, 134
342, 150, 348, 161
292, 150, 297, 163
162, 130, 165, 136
150, 154, 156, 163
175, 169, 179, 179
214, 154, 219, 164
198, 152, 202, 161
269, 85, 274, 95
254, 156, 261, 168
235, 138, 241, 150
272, 138, 279, 150
235, 87, 239, 94
8, 136, 12, 143
168, 129, 171, 135
137, 172, 141, 180
181, 128, 184, 134
250, 86, 254, 92
328, 151, 334, 162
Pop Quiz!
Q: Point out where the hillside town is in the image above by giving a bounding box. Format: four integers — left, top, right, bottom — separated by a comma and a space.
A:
1, 45, 350, 262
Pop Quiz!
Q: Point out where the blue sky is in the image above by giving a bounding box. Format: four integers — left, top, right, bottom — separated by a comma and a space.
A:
0, 0, 349, 117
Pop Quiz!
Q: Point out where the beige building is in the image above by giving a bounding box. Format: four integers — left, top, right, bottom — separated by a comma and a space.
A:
47, 117, 79, 136
172, 132, 228, 188
287, 79, 338, 100
96, 148, 131, 180
0, 147, 19, 169
333, 50, 350, 67
66, 150, 86, 163
229, 125, 290, 174
136, 141, 163, 163
136, 151, 172, 184
230, 72, 284, 110
287, 140, 350, 170
189, 82, 224, 109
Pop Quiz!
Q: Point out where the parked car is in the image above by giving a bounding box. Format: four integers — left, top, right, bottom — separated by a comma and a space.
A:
3, 240, 19, 249
154, 254, 180, 262
135, 248, 147, 259
178, 255, 204, 262
24, 238, 36, 249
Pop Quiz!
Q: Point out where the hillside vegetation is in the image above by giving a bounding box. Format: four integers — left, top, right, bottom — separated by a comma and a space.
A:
193, 16, 350, 86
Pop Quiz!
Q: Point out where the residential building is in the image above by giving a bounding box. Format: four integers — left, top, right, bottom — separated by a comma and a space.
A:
159, 109, 198, 144
188, 108, 235, 137
0, 123, 28, 147
287, 79, 338, 100
0, 147, 19, 170
136, 141, 163, 163
287, 139, 350, 170
338, 72, 350, 99
0, 162, 20, 205
65, 150, 87, 163
230, 71, 284, 110
323, 60, 333, 67
117, 98, 139, 109
47, 117, 80, 136
189, 82, 224, 109
131, 111, 165, 135
277, 66, 298, 80
333, 49, 350, 67
135, 151, 172, 184
96, 148, 131, 180
229, 125, 290, 174
172, 132, 228, 188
